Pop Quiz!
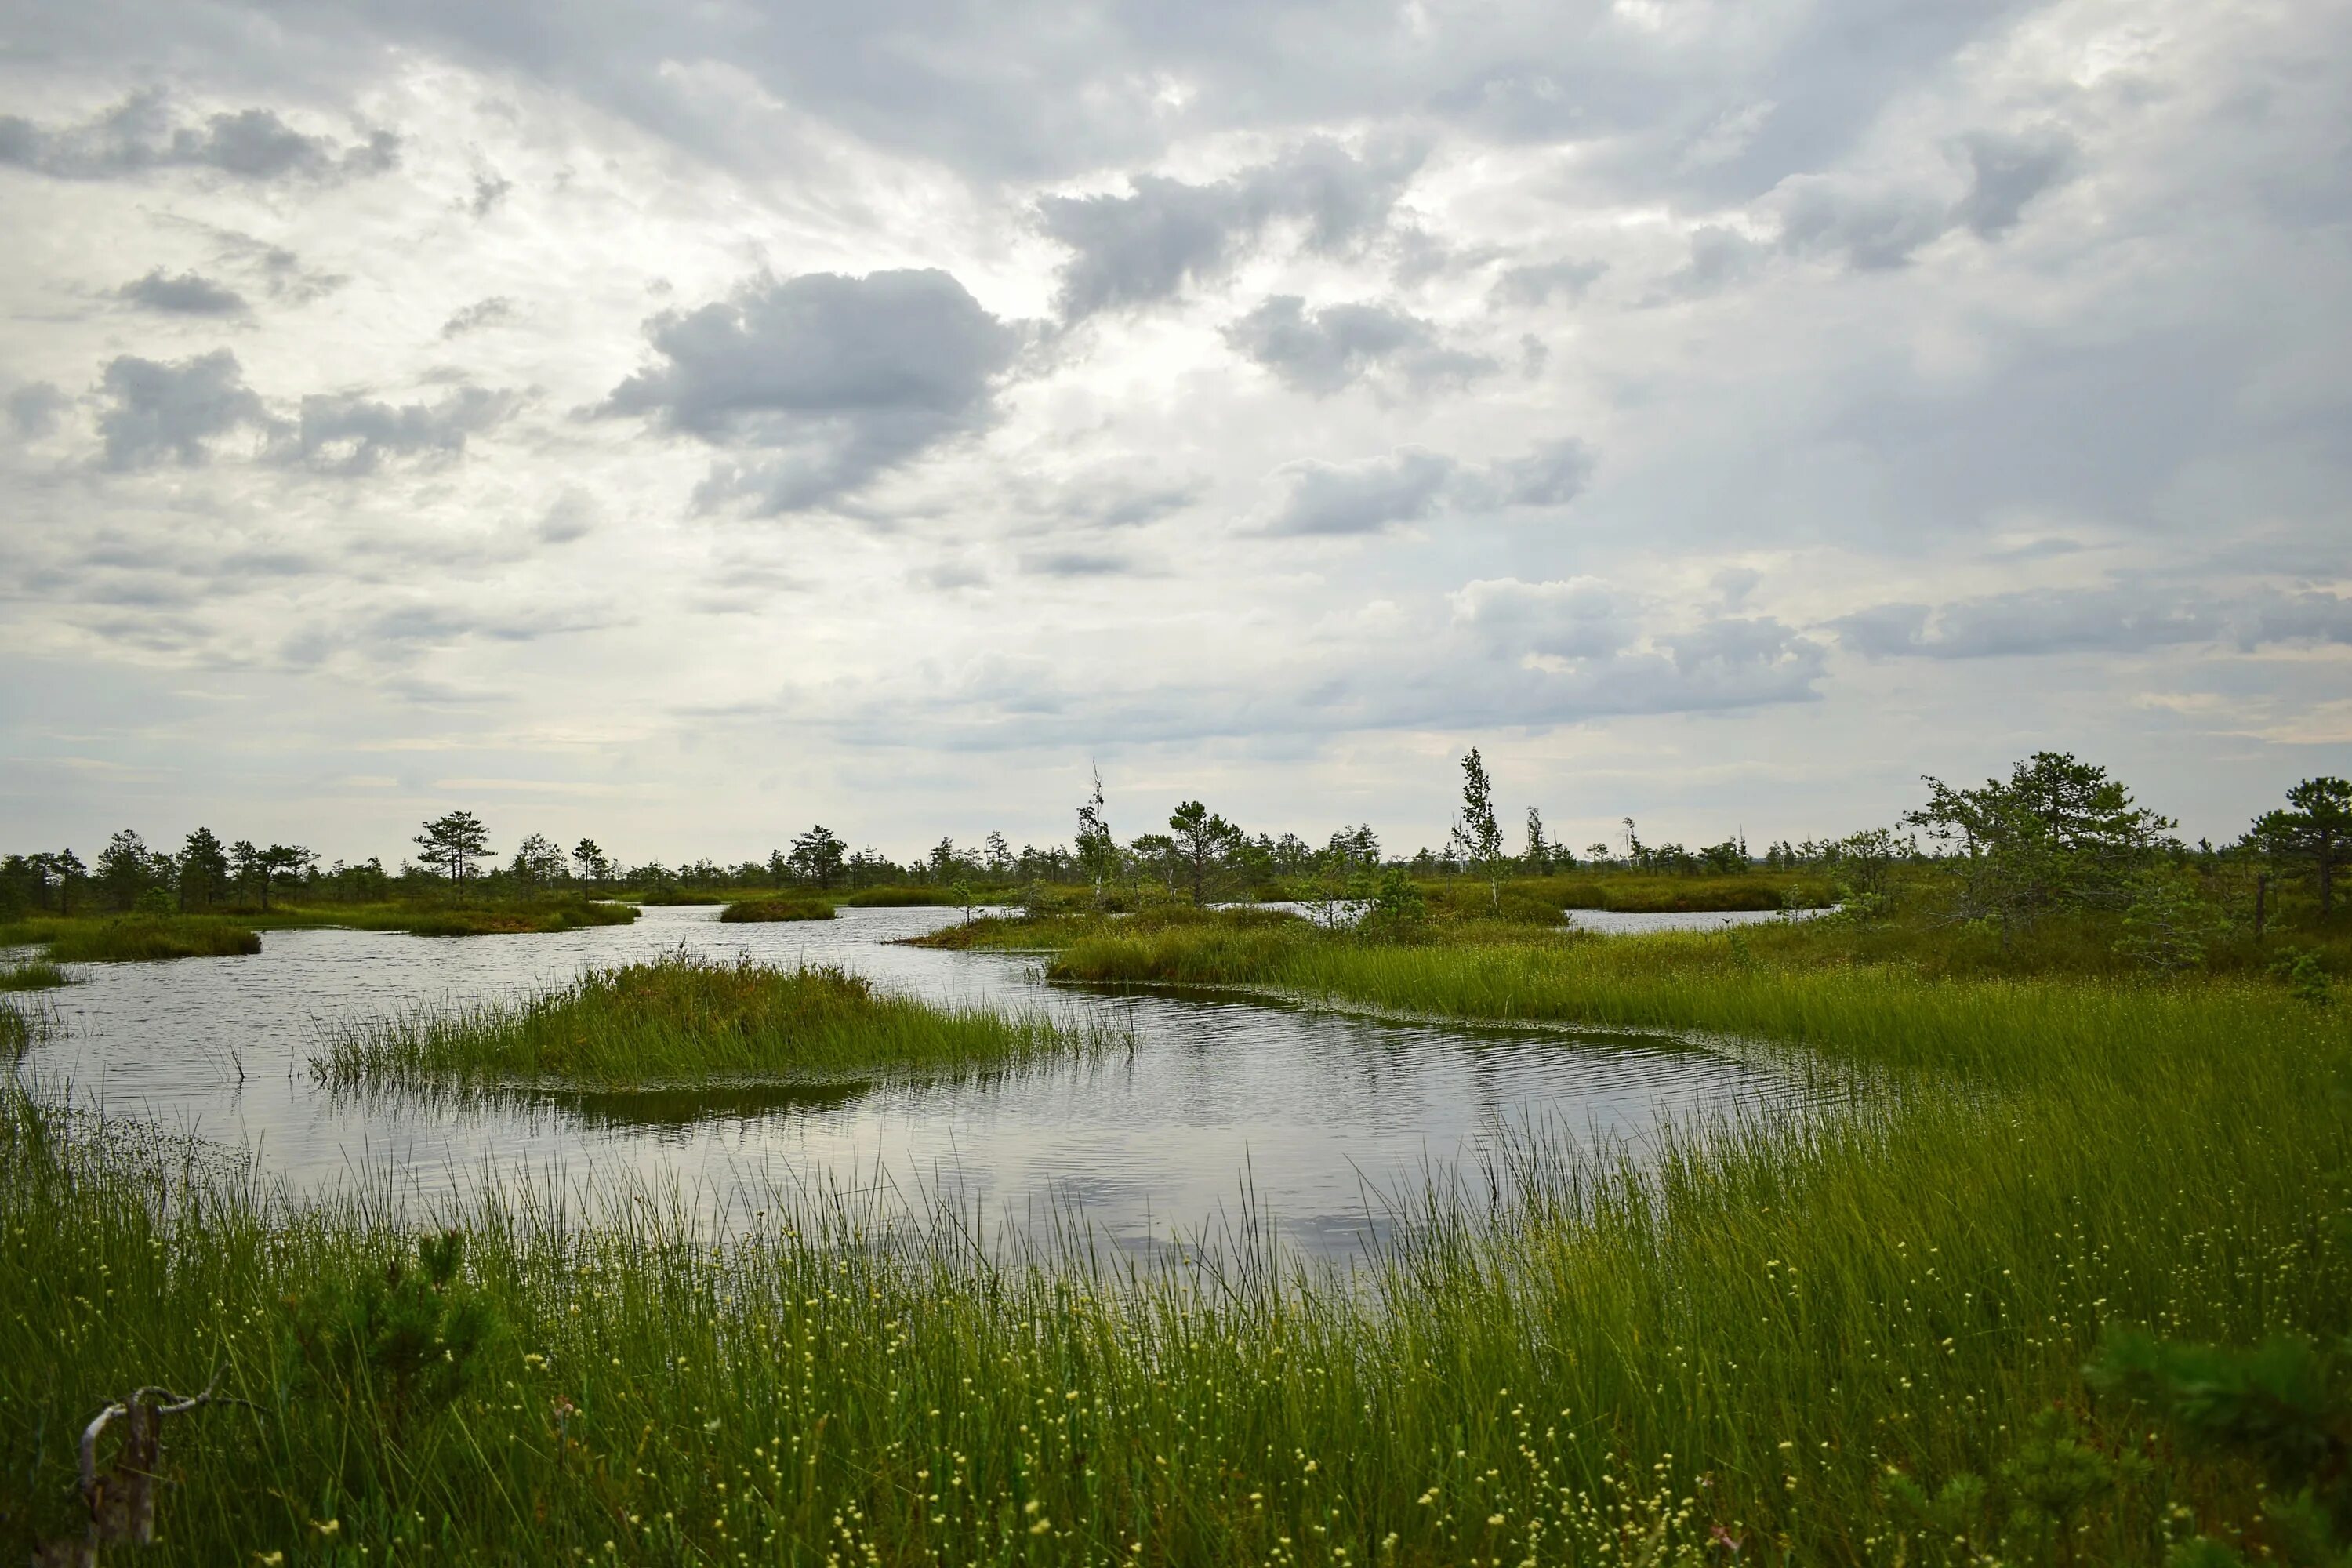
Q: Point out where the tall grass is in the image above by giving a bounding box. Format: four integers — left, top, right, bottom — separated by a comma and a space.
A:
720, 896, 836, 923
28, 914, 263, 962
308, 953, 1115, 1089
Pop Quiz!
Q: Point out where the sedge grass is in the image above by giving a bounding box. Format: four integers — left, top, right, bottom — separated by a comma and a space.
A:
5, 942, 2348, 1566
0, 960, 70, 991
720, 896, 836, 923
23, 913, 264, 962
308, 953, 1114, 1090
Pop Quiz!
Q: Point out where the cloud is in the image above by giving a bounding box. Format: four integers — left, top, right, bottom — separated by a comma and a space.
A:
1223, 296, 1497, 394
1261, 434, 1595, 533
0, 90, 397, 183
1950, 128, 2078, 239
1776, 177, 1952, 270
539, 489, 597, 545
1491, 259, 1606, 308
1450, 576, 1640, 659
1831, 586, 2352, 659
599, 268, 1022, 512
1486, 437, 1593, 506
1262, 449, 1458, 535
94, 349, 273, 470
1018, 547, 1135, 577
277, 385, 520, 476
469, 169, 512, 217
441, 296, 517, 338
115, 268, 247, 315
1039, 139, 1421, 320
6, 383, 67, 438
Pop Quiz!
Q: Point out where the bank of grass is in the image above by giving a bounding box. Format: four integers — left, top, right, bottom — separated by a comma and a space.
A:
0, 960, 70, 990
5, 930, 2349, 1565
0, 913, 267, 962
308, 953, 1110, 1090
634, 887, 729, 906
720, 895, 836, 923
842, 885, 967, 907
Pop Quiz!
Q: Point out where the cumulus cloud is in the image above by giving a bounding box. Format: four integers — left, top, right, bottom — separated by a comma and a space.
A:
94, 349, 273, 469
276, 385, 519, 476
1224, 296, 1496, 395
1261, 435, 1595, 534
1262, 450, 1458, 535
441, 296, 517, 338
115, 268, 247, 315
600, 268, 1022, 512
0, 90, 397, 182
1039, 139, 1421, 320
1777, 178, 1953, 270
6, 383, 67, 438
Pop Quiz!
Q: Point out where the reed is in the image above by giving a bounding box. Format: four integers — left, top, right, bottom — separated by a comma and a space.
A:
31, 914, 263, 962
308, 953, 1114, 1089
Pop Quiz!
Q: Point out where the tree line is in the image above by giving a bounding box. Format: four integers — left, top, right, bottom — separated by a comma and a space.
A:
5, 761, 2345, 941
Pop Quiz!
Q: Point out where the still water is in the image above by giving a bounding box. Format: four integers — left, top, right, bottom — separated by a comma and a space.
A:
13, 906, 1821, 1257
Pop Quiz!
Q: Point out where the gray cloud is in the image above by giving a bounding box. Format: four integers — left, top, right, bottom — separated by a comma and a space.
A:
94, 349, 273, 470
1451, 576, 1640, 659
0, 90, 397, 182
601, 269, 1022, 512
1951, 128, 2078, 239
1224, 296, 1496, 395
1040, 139, 1421, 320
1018, 547, 1135, 577
278, 386, 519, 477
6, 383, 67, 438
441, 296, 517, 338
115, 267, 247, 315
1832, 585, 2352, 659
1777, 178, 1953, 270
469, 169, 512, 217
1263, 450, 1458, 535
1487, 437, 1593, 506
539, 489, 597, 545
1491, 258, 1606, 308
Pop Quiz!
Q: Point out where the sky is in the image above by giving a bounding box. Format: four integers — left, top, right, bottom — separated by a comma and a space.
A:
2, 0, 2347, 869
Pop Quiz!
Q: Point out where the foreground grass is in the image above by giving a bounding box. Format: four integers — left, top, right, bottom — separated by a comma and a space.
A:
309, 953, 1110, 1089
721, 896, 836, 924
5, 918, 2348, 1564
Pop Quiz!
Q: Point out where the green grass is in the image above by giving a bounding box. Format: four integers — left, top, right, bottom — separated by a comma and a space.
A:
5, 913, 2348, 1564
0, 960, 69, 991
307, 953, 1114, 1090
635, 887, 730, 906
720, 897, 836, 924
13, 914, 265, 962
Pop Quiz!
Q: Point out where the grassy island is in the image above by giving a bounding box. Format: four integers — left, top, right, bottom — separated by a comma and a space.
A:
720, 895, 837, 923
309, 953, 1107, 1090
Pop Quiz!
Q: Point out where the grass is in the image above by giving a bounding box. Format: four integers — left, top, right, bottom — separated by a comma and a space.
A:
8, 914, 266, 962
720, 896, 837, 924
0, 960, 70, 991
5, 908, 2347, 1564
307, 953, 1115, 1090
635, 887, 730, 906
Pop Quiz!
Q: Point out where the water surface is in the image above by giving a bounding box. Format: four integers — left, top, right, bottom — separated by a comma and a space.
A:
14, 906, 1821, 1256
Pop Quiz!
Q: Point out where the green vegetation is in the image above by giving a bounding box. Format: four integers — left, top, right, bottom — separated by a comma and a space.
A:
6, 931, 2348, 1564
308, 953, 1109, 1090
720, 896, 836, 923
0, 913, 266, 963
0, 960, 70, 991
637, 887, 729, 906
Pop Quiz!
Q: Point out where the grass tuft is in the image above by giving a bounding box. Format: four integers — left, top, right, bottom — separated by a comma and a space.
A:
0, 960, 70, 991
309, 952, 1113, 1088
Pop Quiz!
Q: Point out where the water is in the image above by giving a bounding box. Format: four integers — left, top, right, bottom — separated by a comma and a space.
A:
10, 906, 1822, 1257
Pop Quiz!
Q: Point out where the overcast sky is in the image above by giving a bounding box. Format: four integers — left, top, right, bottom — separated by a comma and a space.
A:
2, 0, 2347, 867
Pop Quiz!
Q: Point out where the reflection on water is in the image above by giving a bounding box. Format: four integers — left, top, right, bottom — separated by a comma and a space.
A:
13, 906, 1825, 1255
